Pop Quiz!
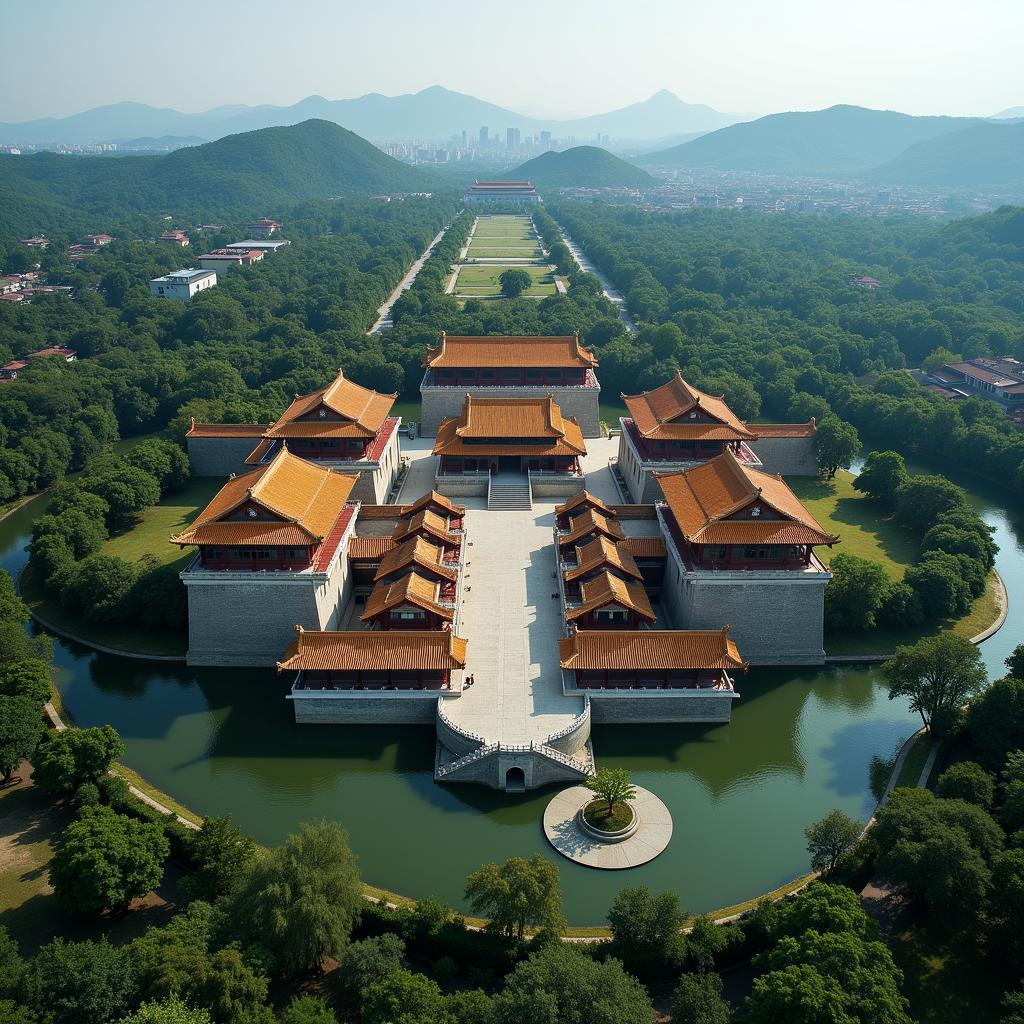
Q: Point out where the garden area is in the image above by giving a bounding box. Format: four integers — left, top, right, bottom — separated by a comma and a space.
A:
452, 264, 557, 298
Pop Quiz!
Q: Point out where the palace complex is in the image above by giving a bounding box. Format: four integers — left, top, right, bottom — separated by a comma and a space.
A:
174, 339, 836, 788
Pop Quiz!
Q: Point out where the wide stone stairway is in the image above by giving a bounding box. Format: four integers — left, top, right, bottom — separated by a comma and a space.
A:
487, 474, 532, 510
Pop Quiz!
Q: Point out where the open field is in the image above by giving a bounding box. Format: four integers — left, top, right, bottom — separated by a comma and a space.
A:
454, 263, 557, 296
790, 471, 1002, 654
470, 215, 536, 239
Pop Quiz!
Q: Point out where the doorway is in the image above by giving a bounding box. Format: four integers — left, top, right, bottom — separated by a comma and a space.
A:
504, 766, 526, 792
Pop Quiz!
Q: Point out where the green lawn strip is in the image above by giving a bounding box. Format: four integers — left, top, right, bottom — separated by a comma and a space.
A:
893, 735, 933, 789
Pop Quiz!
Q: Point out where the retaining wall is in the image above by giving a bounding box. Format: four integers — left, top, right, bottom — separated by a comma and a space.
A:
290, 691, 438, 724
187, 435, 262, 478
747, 436, 818, 477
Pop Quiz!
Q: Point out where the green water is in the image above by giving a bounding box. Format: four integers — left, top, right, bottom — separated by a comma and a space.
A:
2, 459, 1021, 924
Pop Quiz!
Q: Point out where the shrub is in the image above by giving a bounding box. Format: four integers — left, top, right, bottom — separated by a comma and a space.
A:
936, 761, 995, 806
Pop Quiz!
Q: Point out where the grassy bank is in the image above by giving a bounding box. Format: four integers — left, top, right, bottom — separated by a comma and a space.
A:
789, 471, 1003, 655
20, 477, 220, 658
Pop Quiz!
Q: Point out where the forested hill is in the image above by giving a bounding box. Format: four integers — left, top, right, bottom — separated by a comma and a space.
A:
510, 146, 653, 189
863, 122, 1024, 188
642, 104, 982, 176
0, 119, 436, 227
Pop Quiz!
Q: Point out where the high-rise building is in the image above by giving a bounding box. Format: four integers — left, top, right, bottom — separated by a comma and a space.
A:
539, 130, 552, 143
506, 127, 520, 149
479, 126, 488, 147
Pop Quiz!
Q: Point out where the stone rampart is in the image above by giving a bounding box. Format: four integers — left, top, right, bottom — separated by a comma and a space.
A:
747, 435, 818, 477
187, 435, 261, 478
586, 689, 736, 723
290, 691, 438, 724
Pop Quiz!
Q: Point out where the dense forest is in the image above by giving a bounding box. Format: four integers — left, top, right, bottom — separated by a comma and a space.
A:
548, 202, 1024, 494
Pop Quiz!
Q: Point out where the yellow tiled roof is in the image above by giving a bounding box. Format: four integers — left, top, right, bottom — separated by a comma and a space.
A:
558, 627, 747, 671
423, 333, 598, 368
278, 628, 467, 671
623, 371, 756, 441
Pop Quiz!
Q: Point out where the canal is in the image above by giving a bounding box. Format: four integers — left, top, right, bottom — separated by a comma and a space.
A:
2, 459, 1019, 924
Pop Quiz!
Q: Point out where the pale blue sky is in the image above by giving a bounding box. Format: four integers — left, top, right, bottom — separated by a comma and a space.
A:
2, 0, 1020, 121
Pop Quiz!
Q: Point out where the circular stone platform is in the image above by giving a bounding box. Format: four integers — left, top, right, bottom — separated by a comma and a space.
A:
543, 786, 673, 869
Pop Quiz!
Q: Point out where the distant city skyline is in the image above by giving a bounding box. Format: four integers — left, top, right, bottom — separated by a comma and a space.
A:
1, 0, 1020, 123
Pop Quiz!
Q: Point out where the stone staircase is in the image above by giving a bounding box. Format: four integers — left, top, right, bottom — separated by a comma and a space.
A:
487, 475, 532, 511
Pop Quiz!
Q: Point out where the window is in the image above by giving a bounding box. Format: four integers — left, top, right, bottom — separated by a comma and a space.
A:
595, 608, 628, 624
393, 609, 425, 621
525, 368, 542, 380
479, 369, 495, 380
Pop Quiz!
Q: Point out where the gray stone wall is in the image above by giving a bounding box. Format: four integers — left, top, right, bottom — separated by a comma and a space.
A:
675, 571, 828, 666
530, 476, 588, 497
615, 431, 675, 503
748, 436, 818, 477
420, 385, 601, 437
435, 476, 489, 498
588, 691, 735, 723
436, 704, 486, 756
187, 435, 261, 478
436, 747, 587, 789
290, 693, 437, 724
542, 701, 591, 755
183, 554, 352, 667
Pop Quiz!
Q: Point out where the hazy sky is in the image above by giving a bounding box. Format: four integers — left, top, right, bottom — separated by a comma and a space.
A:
2, 0, 1020, 121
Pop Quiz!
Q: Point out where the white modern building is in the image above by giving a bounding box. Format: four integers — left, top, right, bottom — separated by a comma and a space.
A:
198, 248, 264, 272
225, 239, 290, 253
149, 268, 217, 301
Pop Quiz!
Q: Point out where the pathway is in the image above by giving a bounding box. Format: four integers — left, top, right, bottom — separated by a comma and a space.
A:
367, 226, 448, 334
447, 502, 583, 745
554, 221, 638, 334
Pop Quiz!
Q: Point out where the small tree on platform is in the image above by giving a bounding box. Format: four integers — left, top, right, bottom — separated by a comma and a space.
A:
585, 766, 636, 817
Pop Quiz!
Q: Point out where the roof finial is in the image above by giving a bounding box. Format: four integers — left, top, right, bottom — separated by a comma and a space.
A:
722, 624, 730, 636
295, 624, 304, 635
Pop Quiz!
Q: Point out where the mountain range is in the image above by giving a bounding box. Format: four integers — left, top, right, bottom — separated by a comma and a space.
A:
642, 105, 986, 176
510, 147, 654, 189
0, 87, 743, 147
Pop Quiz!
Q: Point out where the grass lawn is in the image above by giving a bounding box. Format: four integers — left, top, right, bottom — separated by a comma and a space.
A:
790, 471, 1003, 655
20, 477, 222, 658
0, 764, 185, 955
454, 264, 556, 297
894, 735, 932, 789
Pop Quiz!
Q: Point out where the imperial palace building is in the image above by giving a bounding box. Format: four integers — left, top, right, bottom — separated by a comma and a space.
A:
617, 371, 818, 503
419, 334, 601, 437
186, 368, 402, 503
655, 449, 838, 665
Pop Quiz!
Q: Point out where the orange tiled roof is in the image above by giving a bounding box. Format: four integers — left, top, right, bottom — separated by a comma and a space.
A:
555, 491, 613, 518
170, 449, 357, 547
401, 491, 465, 518
361, 573, 453, 622
348, 536, 397, 560
564, 535, 642, 582
566, 571, 655, 623
558, 627, 747, 671
433, 395, 586, 457
392, 509, 461, 547
655, 449, 838, 547
619, 536, 667, 559
278, 628, 467, 672
560, 508, 625, 546
266, 369, 397, 439
622, 372, 756, 442
423, 333, 598, 369
374, 536, 458, 583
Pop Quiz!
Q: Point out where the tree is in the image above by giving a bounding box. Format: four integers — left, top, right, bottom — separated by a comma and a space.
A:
0, 925, 25, 999
606, 886, 686, 972
936, 761, 995, 807
49, 804, 169, 913
904, 552, 974, 620
882, 633, 987, 732
585, 766, 636, 817
180, 815, 257, 902
335, 934, 406, 1007
686, 915, 740, 973
32, 724, 125, 794
814, 415, 860, 478
0, 658, 52, 706
0, 696, 42, 784
499, 269, 532, 298
670, 972, 731, 1024
22, 937, 137, 1024
823, 553, 891, 630
118, 997, 212, 1024
852, 450, 908, 505
125, 438, 190, 493
231, 820, 362, 975
1007, 644, 1024, 681
990, 849, 1024, 968
66, 554, 137, 624
280, 996, 337, 1024
465, 855, 565, 941
804, 809, 862, 875
492, 943, 655, 1024
893, 474, 968, 533
362, 969, 449, 1024
967, 676, 1024, 769
873, 788, 1003, 923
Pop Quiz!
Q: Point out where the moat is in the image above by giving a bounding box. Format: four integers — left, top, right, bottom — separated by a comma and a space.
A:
2, 457, 1020, 924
